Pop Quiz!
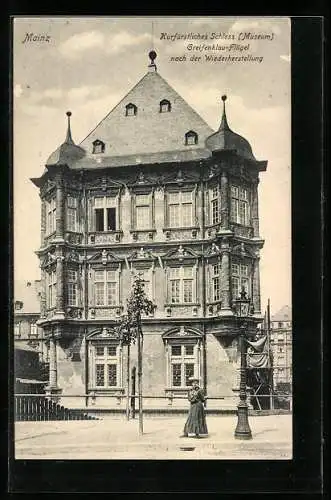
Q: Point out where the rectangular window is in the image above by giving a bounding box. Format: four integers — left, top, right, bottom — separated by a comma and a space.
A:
96, 364, 105, 386
169, 266, 195, 304
107, 364, 117, 386
107, 346, 117, 357
171, 345, 181, 356
185, 363, 195, 386
169, 343, 198, 387
67, 196, 78, 232
67, 269, 78, 306
46, 198, 56, 235
95, 209, 104, 231
47, 269, 57, 308
93, 344, 121, 388
185, 345, 194, 356
210, 186, 220, 225
232, 263, 250, 300
14, 323, 21, 338
135, 194, 151, 230
231, 185, 250, 225
172, 364, 181, 386
30, 323, 38, 337
167, 191, 193, 228
94, 269, 118, 306
96, 346, 105, 356
107, 208, 116, 230
183, 280, 193, 303
212, 263, 221, 301
94, 197, 117, 232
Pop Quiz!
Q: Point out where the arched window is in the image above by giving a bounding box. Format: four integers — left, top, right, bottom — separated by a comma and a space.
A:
125, 103, 137, 116
185, 130, 198, 146
159, 99, 171, 113
92, 140, 105, 154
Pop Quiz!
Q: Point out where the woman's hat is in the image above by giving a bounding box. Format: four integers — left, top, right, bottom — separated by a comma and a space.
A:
188, 376, 200, 382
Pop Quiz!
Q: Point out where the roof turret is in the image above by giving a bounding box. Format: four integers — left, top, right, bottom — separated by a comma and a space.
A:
46, 111, 86, 166
205, 95, 256, 161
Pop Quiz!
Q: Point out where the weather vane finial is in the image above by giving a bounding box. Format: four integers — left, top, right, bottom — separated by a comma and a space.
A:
148, 50, 157, 72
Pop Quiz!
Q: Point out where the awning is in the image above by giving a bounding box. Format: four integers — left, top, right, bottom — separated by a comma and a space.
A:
16, 378, 48, 384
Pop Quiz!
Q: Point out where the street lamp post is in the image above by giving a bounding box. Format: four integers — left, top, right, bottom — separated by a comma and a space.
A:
233, 288, 253, 440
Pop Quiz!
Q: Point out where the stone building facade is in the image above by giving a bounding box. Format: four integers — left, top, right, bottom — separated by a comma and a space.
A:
14, 280, 49, 392
31, 53, 267, 410
270, 305, 292, 387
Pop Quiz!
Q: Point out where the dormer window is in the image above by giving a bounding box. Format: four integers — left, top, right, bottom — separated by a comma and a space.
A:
160, 99, 171, 113
185, 130, 198, 146
125, 103, 137, 116
92, 140, 105, 154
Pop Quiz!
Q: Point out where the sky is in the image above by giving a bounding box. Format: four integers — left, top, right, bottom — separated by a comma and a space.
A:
13, 16, 291, 316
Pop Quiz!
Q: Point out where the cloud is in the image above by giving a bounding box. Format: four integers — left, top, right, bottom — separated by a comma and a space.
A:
231, 19, 282, 36
59, 30, 105, 57
105, 32, 150, 55
14, 84, 23, 98
280, 54, 291, 62
67, 85, 108, 102
43, 88, 63, 100
59, 30, 150, 59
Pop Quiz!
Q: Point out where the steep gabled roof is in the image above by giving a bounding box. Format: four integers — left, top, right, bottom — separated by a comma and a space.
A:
77, 69, 214, 165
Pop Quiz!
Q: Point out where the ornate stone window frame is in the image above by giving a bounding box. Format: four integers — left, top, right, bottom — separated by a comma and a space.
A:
127, 248, 157, 307
86, 328, 124, 395
163, 246, 200, 307
88, 252, 123, 310
162, 326, 203, 395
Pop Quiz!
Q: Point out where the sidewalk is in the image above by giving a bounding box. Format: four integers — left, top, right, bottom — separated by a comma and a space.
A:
14, 414, 292, 460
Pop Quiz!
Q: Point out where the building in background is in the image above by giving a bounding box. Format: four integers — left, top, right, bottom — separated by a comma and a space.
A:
270, 305, 292, 389
30, 52, 268, 410
14, 280, 49, 393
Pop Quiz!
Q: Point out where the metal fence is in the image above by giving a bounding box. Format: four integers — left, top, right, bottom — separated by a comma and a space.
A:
15, 395, 99, 421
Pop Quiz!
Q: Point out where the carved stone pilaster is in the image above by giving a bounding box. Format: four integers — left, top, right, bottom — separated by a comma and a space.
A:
56, 248, 65, 316
252, 257, 261, 315
220, 240, 232, 314
220, 171, 229, 230
251, 181, 260, 238
55, 175, 65, 239
40, 268, 47, 319
40, 198, 46, 246
46, 332, 61, 397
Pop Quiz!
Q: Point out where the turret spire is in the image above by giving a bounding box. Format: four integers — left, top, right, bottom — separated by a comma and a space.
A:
219, 95, 230, 131
65, 111, 74, 144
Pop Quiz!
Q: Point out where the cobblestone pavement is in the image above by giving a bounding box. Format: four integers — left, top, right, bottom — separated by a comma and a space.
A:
14, 414, 292, 460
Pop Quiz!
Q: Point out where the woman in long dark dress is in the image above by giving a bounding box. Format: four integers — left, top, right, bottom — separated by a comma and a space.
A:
181, 377, 208, 438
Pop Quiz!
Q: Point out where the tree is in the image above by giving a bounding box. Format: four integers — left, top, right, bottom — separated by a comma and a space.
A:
115, 274, 155, 434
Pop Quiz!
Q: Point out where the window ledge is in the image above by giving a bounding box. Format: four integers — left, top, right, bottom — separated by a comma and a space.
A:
91, 305, 122, 309
165, 303, 200, 307
88, 387, 125, 394
165, 387, 190, 393
129, 229, 156, 233
163, 226, 199, 232
91, 230, 123, 234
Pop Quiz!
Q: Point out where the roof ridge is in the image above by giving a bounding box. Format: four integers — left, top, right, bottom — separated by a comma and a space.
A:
154, 72, 214, 133
79, 71, 152, 145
